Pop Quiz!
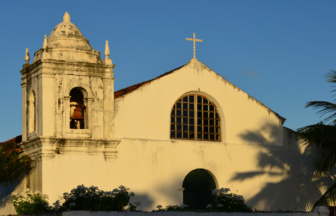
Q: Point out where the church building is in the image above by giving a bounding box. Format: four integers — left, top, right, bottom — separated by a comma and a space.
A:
0, 12, 329, 214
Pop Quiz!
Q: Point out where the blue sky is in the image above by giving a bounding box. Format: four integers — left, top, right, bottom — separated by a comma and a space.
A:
0, 1, 335, 141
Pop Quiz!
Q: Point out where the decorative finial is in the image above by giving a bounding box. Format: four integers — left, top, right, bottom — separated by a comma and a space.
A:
42, 35, 48, 50
63, 12, 70, 22
25, 48, 30, 64
186, 33, 203, 59
105, 40, 110, 57
103, 40, 112, 65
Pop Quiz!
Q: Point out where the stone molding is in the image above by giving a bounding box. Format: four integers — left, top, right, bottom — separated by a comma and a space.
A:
18, 137, 121, 161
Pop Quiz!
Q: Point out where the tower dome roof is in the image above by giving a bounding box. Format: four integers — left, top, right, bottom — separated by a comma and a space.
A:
33, 12, 102, 64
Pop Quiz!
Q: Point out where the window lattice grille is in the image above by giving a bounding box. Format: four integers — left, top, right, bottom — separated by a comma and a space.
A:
170, 94, 221, 141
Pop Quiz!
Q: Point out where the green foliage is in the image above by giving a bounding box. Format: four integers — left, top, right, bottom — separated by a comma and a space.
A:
297, 70, 336, 209
55, 185, 136, 211
11, 188, 51, 214
0, 146, 32, 186
213, 188, 252, 212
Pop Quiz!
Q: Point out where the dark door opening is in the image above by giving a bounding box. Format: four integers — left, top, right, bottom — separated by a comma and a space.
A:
182, 169, 216, 210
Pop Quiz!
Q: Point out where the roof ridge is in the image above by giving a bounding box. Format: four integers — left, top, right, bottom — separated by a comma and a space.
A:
114, 64, 186, 99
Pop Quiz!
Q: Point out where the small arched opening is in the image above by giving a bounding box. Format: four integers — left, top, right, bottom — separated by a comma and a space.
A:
69, 87, 87, 129
28, 91, 35, 133
182, 169, 216, 210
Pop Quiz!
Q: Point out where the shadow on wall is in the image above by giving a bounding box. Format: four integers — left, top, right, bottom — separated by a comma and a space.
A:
129, 193, 155, 211
0, 180, 21, 209
232, 122, 335, 211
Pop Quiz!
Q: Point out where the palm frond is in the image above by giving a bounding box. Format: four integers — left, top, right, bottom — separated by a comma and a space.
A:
305, 101, 336, 123
313, 181, 336, 210
325, 70, 336, 84
297, 124, 336, 147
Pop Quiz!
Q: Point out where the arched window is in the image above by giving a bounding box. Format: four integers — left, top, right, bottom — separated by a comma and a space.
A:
28, 91, 35, 133
69, 88, 86, 129
170, 94, 221, 141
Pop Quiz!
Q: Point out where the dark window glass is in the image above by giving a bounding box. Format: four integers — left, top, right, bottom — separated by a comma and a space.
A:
203, 105, 208, 111
204, 119, 208, 125
171, 94, 220, 141
204, 112, 208, 118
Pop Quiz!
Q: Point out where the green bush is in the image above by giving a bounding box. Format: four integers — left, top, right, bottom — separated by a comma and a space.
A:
11, 188, 51, 214
212, 188, 252, 212
55, 185, 136, 211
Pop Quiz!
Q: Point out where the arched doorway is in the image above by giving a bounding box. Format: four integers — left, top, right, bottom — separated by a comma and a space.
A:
182, 169, 216, 210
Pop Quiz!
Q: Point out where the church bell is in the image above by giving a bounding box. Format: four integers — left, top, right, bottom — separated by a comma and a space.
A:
71, 106, 84, 120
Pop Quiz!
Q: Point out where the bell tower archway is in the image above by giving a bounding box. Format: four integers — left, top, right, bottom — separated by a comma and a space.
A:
182, 169, 216, 210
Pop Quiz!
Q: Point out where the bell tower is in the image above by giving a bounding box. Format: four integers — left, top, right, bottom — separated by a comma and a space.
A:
20, 12, 120, 160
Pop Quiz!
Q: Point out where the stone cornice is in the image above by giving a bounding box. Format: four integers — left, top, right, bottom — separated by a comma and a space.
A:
18, 137, 121, 161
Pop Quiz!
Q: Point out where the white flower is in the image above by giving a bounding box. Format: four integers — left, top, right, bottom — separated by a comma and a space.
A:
181, 204, 188, 208
212, 189, 218, 195
79, 192, 84, 197
157, 205, 163, 209
11, 191, 17, 196
34, 190, 40, 195
217, 204, 223, 207
25, 188, 30, 193
134, 201, 141, 206
207, 204, 212, 208
70, 203, 76, 207
69, 195, 77, 200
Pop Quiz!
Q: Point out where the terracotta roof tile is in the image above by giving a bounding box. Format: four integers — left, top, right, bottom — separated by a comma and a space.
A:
114, 64, 185, 99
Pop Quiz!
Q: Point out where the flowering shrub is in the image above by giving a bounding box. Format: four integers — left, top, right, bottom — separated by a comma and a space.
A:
155, 204, 189, 211
56, 185, 136, 211
213, 188, 252, 212
11, 188, 51, 214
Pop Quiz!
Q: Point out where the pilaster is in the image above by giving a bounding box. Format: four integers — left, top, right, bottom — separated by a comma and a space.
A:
21, 82, 27, 142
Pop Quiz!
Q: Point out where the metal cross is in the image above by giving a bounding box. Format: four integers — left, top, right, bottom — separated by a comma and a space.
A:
186, 33, 203, 59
